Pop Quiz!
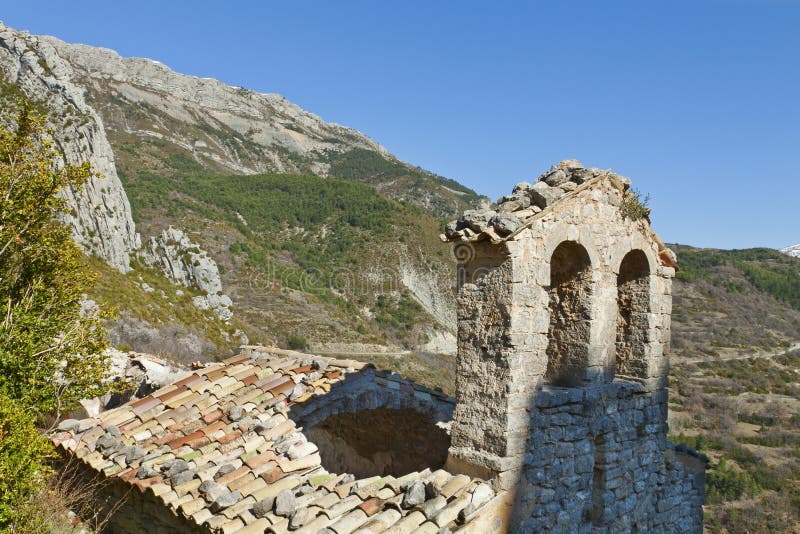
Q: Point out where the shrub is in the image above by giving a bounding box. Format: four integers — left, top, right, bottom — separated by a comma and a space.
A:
0, 98, 116, 528
0, 393, 54, 527
286, 335, 308, 351
707, 458, 760, 503
620, 188, 651, 221
0, 99, 114, 419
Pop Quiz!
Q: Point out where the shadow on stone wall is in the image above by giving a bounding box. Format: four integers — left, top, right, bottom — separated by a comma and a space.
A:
505, 380, 705, 533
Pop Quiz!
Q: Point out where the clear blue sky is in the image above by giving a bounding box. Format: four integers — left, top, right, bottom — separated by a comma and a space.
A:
3, 1, 799, 249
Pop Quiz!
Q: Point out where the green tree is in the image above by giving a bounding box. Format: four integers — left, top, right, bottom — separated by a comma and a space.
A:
0, 99, 115, 527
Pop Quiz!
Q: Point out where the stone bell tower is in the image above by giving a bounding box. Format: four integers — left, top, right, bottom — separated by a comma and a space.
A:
442, 161, 704, 532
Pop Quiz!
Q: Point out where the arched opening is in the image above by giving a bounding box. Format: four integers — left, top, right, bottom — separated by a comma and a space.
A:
615, 250, 651, 378
303, 407, 451, 479
545, 241, 593, 386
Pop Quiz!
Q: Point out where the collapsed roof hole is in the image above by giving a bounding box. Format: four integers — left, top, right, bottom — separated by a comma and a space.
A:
303, 407, 451, 479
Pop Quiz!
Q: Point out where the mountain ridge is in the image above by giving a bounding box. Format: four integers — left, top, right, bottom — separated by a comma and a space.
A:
4, 21, 799, 368
36, 28, 483, 219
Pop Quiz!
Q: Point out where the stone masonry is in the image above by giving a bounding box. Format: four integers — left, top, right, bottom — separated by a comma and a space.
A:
443, 160, 705, 532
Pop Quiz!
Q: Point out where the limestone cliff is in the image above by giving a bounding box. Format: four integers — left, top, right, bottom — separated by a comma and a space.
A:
33, 30, 481, 219
782, 243, 800, 258
0, 22, 140, 272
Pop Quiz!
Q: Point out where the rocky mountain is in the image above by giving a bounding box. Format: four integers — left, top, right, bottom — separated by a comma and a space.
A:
782, 243, 800, 258
0, 22, 240, 357
0, 21, 477, 362
37, 33, 482, 220
4, 21, 798, 373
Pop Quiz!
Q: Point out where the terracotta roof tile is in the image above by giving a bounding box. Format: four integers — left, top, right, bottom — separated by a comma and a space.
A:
240, 374, 259, 387
173, 373, 205, 389
244, 450, 276, 470
259, 464, 284, 484
268, 379, 294, 397
223, 353, 250, 365
200, 419, 227, 437
215, 464, 250, 485
202, 408, 224, 424
167, 430, 204, 450
325, 369, 342, 380
52, 348, 491, 533
358, 497, 384, 517
155, 385, 187, 403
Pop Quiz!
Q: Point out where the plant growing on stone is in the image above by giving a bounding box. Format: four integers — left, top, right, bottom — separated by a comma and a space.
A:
0, 392, 55, 526
620, 188, 651, 222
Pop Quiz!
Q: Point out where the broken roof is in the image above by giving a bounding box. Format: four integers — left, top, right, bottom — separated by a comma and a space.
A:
441, 159, 678, 268
52, 347, 503, 533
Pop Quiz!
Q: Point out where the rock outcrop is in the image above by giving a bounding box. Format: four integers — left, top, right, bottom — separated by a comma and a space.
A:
0, 21, 140, 272
78, 349, 188, 417
139, 227, 233, 321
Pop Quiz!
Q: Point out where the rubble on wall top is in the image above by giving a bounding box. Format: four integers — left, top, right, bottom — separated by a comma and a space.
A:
441, 159, 631, 244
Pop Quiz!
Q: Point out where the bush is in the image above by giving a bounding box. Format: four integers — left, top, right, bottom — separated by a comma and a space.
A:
620, 188, 651, 221
707, 458, 760, 503
286, 335, 308, 351
0, 98, 115, 529
0, 393, 54, 527
0, 100, 114, 419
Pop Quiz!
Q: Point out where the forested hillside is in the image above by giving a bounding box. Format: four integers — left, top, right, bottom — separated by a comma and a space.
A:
92, 149, 456, 361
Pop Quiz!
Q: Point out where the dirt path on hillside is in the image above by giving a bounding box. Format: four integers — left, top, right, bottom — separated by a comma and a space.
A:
679, 342, 800, 365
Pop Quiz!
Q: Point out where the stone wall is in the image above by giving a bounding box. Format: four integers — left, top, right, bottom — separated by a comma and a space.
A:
289, 367, 455, 430
545, 241, 594, 386
64, 463, 201, 534
289, 367, 455, 481
512, 382, 704, 532
616, 250, 652, 378
448, 241, 520, 477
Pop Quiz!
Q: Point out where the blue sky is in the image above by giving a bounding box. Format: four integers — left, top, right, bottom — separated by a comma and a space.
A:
3, 1, 799, 249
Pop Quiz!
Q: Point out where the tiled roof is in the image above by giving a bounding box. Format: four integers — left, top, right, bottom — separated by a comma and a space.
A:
52, 347, 501, 533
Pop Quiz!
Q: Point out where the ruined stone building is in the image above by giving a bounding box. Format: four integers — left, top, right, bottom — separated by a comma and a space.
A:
442, 160, 705, 531
53, 161, 704, 533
